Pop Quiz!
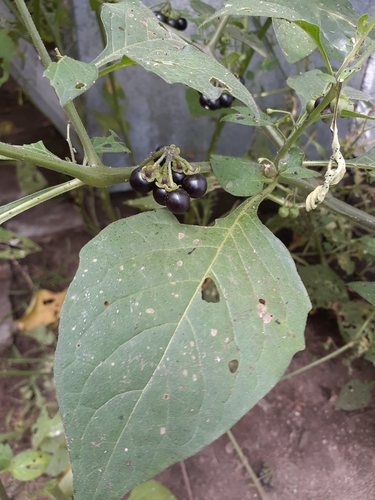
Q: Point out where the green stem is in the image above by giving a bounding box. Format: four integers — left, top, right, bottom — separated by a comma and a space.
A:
207, 15, 230, 53
273, 86, 337, 167
0, 479, 11, 500
226, 430, 269, 500
206, 119, 226, 160
281, 342, 353, 382
14, 0, 103, 168
0, 179, 84, 225
282, 311, 375, 382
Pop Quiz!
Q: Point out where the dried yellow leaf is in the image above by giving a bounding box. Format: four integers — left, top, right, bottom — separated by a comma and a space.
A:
15, 289, 67, 331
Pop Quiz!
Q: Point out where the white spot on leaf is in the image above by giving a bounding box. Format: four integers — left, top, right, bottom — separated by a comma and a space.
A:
160, 427, 166, 435
177, 260, 183, 267
178, 233, 185, 239
146, 308, 155, 314
182, 369, 188, 377
211, 328, 218, 337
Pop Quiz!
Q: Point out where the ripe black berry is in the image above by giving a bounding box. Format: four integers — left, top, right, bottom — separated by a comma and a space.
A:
167, 18, 179, 29
154, 11, 167, 23
176, 17, 188, 31
220, 93, 234, 108
172, 171, 186, 184
182, 173, 207, 198
237, 75, 245, 85
166, 188, 190, 214
314, 96, 324, 108
207, 98, 222, 111
129, 167, 154, 194
153, 186, 167, 206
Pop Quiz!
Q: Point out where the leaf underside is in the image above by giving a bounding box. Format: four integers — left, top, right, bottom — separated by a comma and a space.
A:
55, 201, 310, 500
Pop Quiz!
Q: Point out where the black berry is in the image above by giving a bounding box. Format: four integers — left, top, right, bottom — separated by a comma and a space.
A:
153, 186, 168, 206
176, 17, 188, 31
182, 173, 207, 198
129, 167, 154, 194
172, 171, 186, 184
154, 11, 167, 23
207, 98, 222, 111
220, 93, 234, 108
237, 75, 245, 85
166, 188, 190, 214
167, 18, 179, 29
314, 96, 324, 108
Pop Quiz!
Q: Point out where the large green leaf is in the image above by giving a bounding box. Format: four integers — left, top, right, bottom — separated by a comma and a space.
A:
91, 0, 258, 117
210, 155, 265, 196
273, 19, 317, 63
202, 0, 359, 62
55, 199, 310, 500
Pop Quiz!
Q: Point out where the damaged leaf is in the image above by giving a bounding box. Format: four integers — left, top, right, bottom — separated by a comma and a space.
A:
56, 197, 310, 499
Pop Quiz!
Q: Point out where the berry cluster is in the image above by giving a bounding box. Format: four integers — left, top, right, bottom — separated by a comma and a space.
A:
154, 11, 187, 31
129, 146, 207, 214
199, 75, 245, 111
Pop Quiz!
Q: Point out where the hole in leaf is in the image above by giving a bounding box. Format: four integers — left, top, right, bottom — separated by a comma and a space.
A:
258, 298, 266, 305
162, 394, 169, 400
76, 343, 81, 348
119, 26, 125, 31
228, 359, 239, 373
119, 415, 124, 420
104, 301, 109, 306
75, 81, 85, 89
201, 277, 220, 303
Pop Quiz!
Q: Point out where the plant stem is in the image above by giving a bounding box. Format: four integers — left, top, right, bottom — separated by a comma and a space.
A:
226, 430, 269, 500
0, 178, 84, 225
14, 0, 103, 168
206, 119, 226, 160
282, 311, 375, 381
207, 15, 230, 54
0, 479, 11, 500
280, 342, 354, 382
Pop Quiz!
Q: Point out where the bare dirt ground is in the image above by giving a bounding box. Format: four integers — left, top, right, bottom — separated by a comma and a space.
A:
1, 78, 375, 500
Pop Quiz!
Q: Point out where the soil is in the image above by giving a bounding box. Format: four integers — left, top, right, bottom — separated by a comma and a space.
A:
1, 78, 375, 500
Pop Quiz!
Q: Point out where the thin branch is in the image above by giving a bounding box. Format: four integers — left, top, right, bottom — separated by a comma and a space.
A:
226, 430, 269, 500
179, 461, 194, 500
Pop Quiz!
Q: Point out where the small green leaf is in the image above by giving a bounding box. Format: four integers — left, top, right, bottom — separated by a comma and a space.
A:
210, 155, 265, 196
298, 264, 349, 310
348, 282, 375, 308
0, 31, 16, 87
9, 450, 50, 481
343, 87, 372, 102
287, 69, 328, 109
340, 110, 375, 121
0, 228, 41, 260
0, 141, 61, 162
91, 130, 130, 154
335, 379, 373, 411
128, 480, 177, 500
0, 443, 13, 471
350, 146, 375, 170
273, 19, 316, 63
44, 57, 98, 106
16, 163, 48, 194
225, 26, 267, 57
222, 106, 274, 127
279, 147, 320, 179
